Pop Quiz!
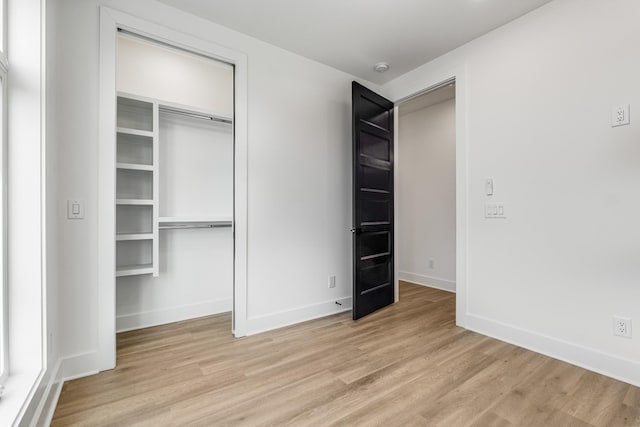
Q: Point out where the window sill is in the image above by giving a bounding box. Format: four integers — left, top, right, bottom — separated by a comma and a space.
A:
0, 370, 40, 426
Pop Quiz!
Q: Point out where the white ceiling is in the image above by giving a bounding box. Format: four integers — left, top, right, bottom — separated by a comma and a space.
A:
157, 0, 554, 84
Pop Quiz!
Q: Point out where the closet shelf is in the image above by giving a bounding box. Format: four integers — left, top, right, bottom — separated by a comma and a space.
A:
116, 233, 154, 241
117, 127, 154, 138
116, 162, 154, 172
158, 216, 232, 224
116, 264, 154, 277
116, 199, 154, 206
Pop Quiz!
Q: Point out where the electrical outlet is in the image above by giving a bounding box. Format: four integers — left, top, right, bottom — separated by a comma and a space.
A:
485, 202, 507, 219
613, 316, 632, 338
428, 259, 435, 269
328, 275, 336, 289
611, 104, 630, 127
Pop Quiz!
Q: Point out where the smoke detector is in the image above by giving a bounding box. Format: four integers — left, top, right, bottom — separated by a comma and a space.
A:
374, 62, 390, 73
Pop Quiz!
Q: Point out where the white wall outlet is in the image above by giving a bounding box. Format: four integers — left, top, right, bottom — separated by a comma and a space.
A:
485, 202, 506, 219
611, 104, 630, 127
67, 199, 84, 219
328, 275, 336, 288
613, 316, 632, 338
428, 259, 435, 269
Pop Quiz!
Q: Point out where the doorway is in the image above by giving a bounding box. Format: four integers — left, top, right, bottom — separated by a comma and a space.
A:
98, 8, 248, 371
396, 83, 457, 296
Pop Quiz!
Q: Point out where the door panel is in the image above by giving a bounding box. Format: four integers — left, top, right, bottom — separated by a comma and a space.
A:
361, 166, 391, 192
352, 81, 395, 320
359, 97, 391, 128
360, 261, 390, 291
361, 131, 391, 161
360, 231, 390, 259
360, 194, 391, 225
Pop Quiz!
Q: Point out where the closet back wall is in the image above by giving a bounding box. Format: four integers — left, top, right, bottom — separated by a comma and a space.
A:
118, 34, 233, 116
115, 34, 234, 331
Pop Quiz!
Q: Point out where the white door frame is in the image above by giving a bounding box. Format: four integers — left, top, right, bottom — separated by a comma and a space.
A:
392, 66, 468, 328
98, 7, 248, 371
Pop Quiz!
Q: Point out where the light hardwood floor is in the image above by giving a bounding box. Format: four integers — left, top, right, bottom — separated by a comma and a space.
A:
52, 282, 640, 426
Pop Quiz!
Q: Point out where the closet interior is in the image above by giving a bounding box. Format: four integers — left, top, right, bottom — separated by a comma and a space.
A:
114, 32, 234, 332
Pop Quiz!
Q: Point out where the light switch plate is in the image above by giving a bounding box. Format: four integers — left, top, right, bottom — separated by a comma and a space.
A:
612, 104, 630, 127
67, 199, 84, 219
485, 202, 506, 219
485, 178, 494, 196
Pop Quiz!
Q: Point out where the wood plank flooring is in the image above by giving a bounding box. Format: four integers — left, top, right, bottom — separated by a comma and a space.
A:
52, 282, 640, 426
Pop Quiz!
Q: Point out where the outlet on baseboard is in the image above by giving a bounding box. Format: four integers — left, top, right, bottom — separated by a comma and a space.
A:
328, 275, 336, 289
428, 259, 435, 269
613, 316, 632, 338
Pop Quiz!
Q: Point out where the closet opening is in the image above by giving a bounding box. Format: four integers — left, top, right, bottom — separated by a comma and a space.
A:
396, 80, 457, 309
114, 31, 235, 337
99, 8, 248, 371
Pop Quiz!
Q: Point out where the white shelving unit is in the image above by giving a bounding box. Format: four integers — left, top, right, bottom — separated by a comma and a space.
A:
115, 91, 234, 280
116, 162, 155, 172
116, 199, 154, 205
116, 233, 154, 241
116, 94, 159, 277
116, 264, 155, 278
116, 127, 154, 138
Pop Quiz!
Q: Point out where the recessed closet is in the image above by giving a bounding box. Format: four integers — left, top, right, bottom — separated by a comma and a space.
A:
114, 32, 234, 332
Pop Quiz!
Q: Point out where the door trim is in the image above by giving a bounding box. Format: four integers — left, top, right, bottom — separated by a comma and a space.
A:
98, 7, 249, 371
391, 67, 468, 328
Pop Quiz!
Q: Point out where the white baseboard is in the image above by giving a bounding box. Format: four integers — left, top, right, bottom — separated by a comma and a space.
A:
467, 313, 640, 387
398, 271, 456, 293
24, 352, 100, 427
34, 380, 62, 427
116, 298, 232, 332
14, 369, 48, 427
29, 359, 62, 427
58, 351, 100, 382
246, 296, 352, 336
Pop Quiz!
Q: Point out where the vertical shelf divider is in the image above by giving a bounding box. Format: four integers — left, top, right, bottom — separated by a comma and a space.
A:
152, 101, 160, 277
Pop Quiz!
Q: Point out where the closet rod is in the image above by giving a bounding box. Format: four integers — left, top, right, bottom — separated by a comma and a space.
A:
159, 223, 232, 230
159, 106, 232, 124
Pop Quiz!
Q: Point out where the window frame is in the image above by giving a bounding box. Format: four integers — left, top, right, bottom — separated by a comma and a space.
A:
0, 0, 8, 385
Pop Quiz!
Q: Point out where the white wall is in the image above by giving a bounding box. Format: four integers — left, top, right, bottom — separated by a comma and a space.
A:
398, 98, 456, 292
117, 34, 234, 116
383, 0, 640, 385
51, 0, 367, 372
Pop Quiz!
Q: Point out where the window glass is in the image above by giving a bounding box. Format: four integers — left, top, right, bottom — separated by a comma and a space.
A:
0, 75, 6, 382
0, 0, 7, 382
